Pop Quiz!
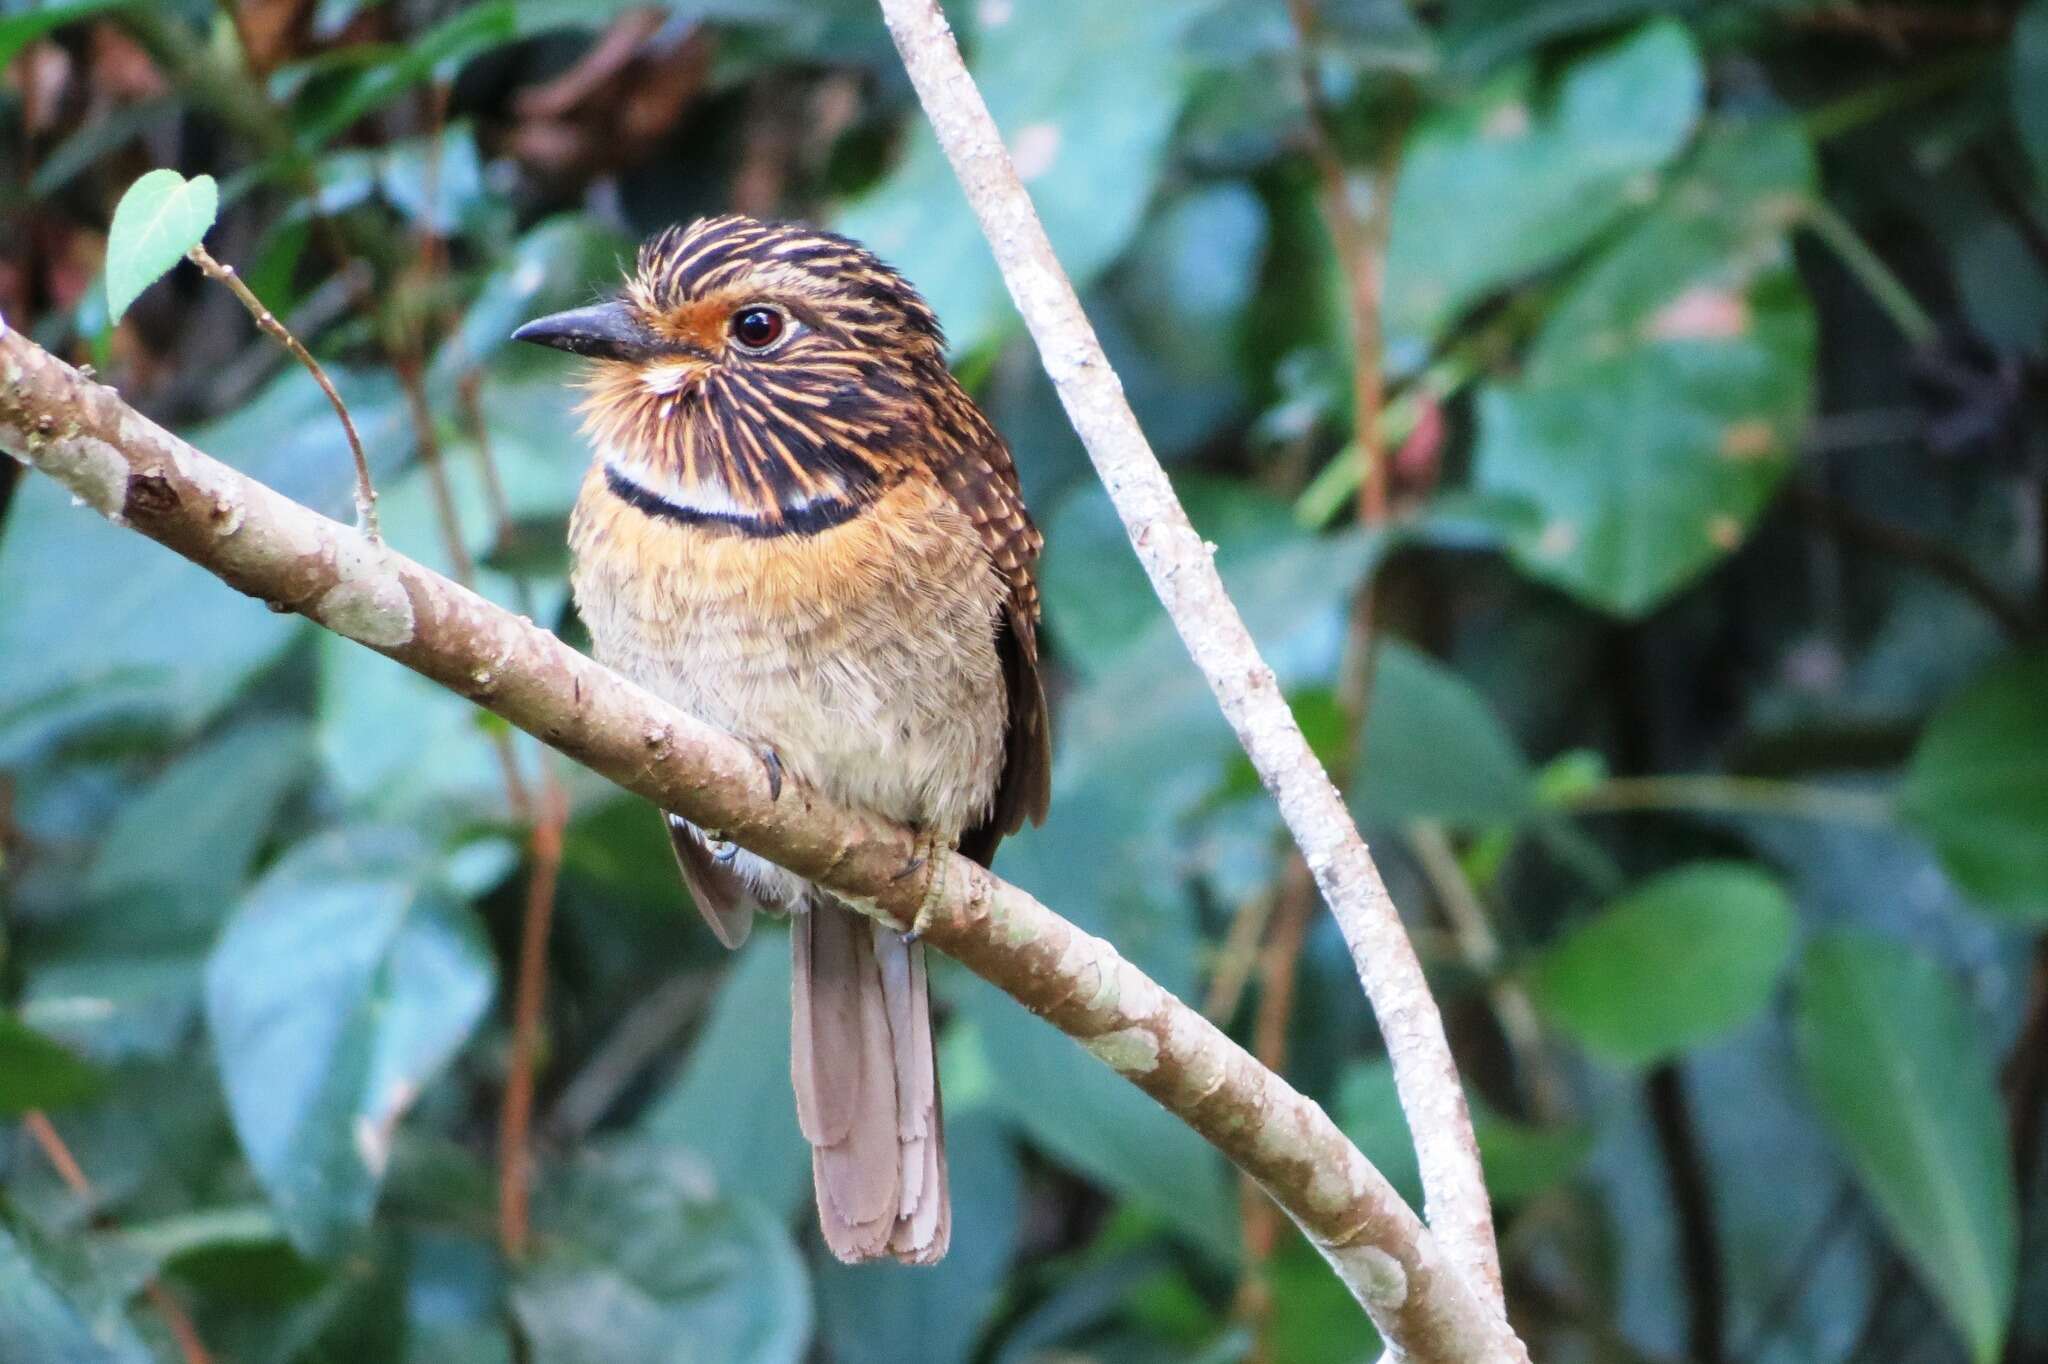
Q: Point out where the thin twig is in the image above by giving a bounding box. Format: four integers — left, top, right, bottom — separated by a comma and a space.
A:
0, 321, 1526, 1362
868, 0, 1508, 1324
1234, 858, 1316, 1360
546, 971, 714, 1142
1648, 1066, 1726, 1363
22, 1112, 213, 1364
499, 768, 567, 1259
1564, 774, 1893, 825
395, 357, 477, 586
1787, 481, 2039, 641
1204, 883, 1276, 1025
1284, 0, 1405, 529
1799, 202, 1937, 349
1408, 821, 1563, 1123
186, 245, 380, 538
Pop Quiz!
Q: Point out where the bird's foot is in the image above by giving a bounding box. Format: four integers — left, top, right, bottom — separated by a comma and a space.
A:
897, 831, 949, 944
757, 745, 783, 802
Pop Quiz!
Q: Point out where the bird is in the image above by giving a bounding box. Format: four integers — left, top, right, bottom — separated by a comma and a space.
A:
513, 215, 1050, 1264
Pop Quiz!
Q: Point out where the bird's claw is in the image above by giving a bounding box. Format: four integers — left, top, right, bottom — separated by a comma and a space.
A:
757, 746, 783, 802
897, 834, 948, 944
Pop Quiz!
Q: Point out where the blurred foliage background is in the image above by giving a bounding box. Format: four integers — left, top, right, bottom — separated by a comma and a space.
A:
1, 0, 2046, 1360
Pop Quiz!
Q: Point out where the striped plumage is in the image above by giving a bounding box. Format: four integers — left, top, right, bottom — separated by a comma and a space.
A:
517, 215, 1050, 1265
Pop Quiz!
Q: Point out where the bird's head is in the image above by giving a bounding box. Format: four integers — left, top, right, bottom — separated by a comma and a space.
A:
514, 215, 952, 524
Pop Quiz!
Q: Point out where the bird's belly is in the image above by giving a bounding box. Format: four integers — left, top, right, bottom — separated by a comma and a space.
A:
570, 476, 1009, 842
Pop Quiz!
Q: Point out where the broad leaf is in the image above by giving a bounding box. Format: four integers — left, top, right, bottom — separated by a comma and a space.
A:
104, 169, 217, 323
956, 972, 1238, 1264
1796, 935, 2016, 1364
837, 0, 1209, 357
0, 0, 141, 72
1474, 119, 1816, 614
1529, 861, 1795, 1066
0, 478, 302, 760
1383, 18, 1702, 358
23, 718, 310, 1059
1352, 641, 1533, 828
512, 1140, 810, 1364
639, 931, 811, 1219
2017, 0, 2048, 180
205, 827, 495, 1256
0, 1218, 151, 1364
0, 1017, 104, 1115
1900, 653, 2048, 920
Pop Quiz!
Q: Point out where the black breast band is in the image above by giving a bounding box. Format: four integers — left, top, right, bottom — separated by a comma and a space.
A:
603, 463, 869, 538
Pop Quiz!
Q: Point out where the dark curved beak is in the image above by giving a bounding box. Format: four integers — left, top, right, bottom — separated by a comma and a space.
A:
511, 300, 662, 362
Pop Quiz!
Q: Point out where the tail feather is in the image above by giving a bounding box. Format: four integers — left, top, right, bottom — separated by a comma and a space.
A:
791, 898, 950, 1264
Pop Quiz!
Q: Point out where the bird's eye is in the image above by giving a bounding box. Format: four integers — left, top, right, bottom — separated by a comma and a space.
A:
729, 306, 786, 351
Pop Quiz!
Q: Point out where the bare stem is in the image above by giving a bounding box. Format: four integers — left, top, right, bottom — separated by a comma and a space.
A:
1408, 821, 1564, 1123
499, 768, 567, 1258
22, 1112, 213, 1364
1564, 774, 1894, 825
1283, 0, 1404, 529
871, 0, 1506, 1323
186, 244, 380, 539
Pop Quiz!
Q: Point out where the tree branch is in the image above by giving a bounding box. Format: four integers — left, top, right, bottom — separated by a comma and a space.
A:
0, 322, 1524, 1362
872, 0, 1505, 1316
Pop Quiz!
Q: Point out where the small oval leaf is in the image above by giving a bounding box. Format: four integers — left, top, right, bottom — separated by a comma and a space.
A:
105, 169, 218, 324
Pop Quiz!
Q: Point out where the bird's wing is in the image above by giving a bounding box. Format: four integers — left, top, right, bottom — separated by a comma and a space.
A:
666, 814, 755, 949
935, 402, 1051, 866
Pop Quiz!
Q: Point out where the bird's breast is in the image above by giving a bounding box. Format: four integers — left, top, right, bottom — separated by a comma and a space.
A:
568, 464, 1009, 834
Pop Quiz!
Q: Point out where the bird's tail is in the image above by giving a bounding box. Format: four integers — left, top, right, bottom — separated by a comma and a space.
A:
790, 895, 950, 1264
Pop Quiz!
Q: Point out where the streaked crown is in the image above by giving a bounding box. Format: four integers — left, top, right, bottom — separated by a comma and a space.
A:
514, 215, 977, 530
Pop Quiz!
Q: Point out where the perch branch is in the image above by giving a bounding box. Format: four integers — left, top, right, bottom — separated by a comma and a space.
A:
873, 0, 1504, 1313
0, 322, 1524, 1363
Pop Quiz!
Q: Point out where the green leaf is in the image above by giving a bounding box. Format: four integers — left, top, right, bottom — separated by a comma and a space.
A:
289, 2, 518, 148
812, 1112, 1021, 1364
639, 931, 811, 1220
1900, 653, 2048, 920
0, 476, 303, 761
104, 169, 217, 323
86, 717, 310, 910
205, 827, 496, 1256
22, 719, 311, 1059
1438, 0, 1700, 73
1383, 18, 1703, 356
1529, 861, 1795, 1066
2016, 0, 2048, 180
512, 1140, 810, 1364
837, 0, 1208, 357
0, 0, 141, 77
313, 423, 572, 819
1796, 934, 2017, 1364
957, 972, 1239, 1264
1337, 1059, 1587, 1210
1473, 119, 1816, 615
1352, 641, 1533, 828
0, 1218, 151, 1364
0, 1017, 105, 1115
